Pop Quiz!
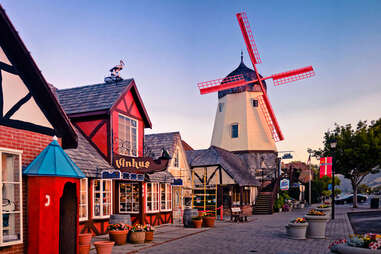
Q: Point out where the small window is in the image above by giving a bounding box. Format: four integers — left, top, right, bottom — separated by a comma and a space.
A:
173, 149, 179, 168
160, 184, 172, 211
79, 178, 88, 221
252, 99, 258, 107
231, 124, 239, 138
146, 183, 159, 213
93, 179, 112, 218
218, 103, 224, 112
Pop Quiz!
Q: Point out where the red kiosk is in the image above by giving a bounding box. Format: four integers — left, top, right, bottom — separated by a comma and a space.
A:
23, 138, 85, 254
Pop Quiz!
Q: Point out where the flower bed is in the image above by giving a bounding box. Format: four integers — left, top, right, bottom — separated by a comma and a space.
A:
330, 233, 381, 253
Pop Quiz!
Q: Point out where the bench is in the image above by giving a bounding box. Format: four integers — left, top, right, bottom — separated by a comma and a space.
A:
230, 207, 248, 222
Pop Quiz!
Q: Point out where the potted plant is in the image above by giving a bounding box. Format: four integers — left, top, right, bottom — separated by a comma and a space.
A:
93, 241, 114, 254
192, 216, 203, 228
285, 217, 309, 240
144, 224, 155, 243
129, 224, 145, 244
317, 204, 331, 217
202, 213, 216, 227
107, 223, 130, 245
329, 233, 381, 253
305, 209, 329, 239
79, 233, 93, 254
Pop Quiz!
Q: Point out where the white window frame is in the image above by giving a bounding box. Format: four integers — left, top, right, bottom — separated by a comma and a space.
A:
92, 179, 112, 219
79, 178, 88, 221
145, 183, 159, 213
160, 183, 172, 212
118, 182, 140, 214
0, 147, 23, 247
118, 114, 138, 157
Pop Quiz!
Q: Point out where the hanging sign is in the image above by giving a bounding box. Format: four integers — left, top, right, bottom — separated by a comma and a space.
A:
113, 154, 169, 173
280, 178, 290, 191
319, 157, 332, 178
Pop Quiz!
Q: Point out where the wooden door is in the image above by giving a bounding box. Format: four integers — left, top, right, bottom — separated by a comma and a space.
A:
59, 182, 77, 254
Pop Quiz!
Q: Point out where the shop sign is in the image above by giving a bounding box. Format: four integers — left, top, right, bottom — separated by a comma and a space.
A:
280, 178, 290, 191
101, 170, 121, 179
122, 172, 144, 181
172, 179, 183, 186
113, 154, 169, 173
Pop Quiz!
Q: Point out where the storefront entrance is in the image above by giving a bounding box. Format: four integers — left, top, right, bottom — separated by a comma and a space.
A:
173, 187, 182, 224
59, 182, 77, 254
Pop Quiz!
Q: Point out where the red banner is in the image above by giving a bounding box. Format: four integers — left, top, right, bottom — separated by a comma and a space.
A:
319, 157, 332, 178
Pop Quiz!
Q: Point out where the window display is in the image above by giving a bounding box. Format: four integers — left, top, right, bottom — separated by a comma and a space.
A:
93, 179, 112, 218
119, 183, 140, 213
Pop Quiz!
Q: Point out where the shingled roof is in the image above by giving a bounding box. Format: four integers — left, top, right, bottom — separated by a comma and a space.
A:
57, 79, 152, 128
144, 132, 182, 159
65, 127, 112, 178
57, 79, 132, 115
186, 146, 259, 186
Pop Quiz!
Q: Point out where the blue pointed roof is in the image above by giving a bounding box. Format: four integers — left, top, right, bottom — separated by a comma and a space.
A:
23, 139, 85, 178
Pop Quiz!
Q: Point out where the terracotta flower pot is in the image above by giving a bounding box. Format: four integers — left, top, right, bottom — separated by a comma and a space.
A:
145, 231, 154, 242
79, 233, 93, 245
109, 230, 128, 245
94, 241, 114, 254
129, 231, 145, 244
79, 244, 90, 254
192, 219, 202, 228
202, 217, 216, 227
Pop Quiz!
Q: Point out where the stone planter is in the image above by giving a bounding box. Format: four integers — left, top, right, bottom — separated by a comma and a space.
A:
79, 233, 93, 245
285, 222, 309, 240
109, 230, 128, 245
317, 207, 331, 217
331, 244, 381, 254
305, 214, 329, 239
94, 241, 114, 254
129, 231, 145, 244
202, 217, 216, 227
145, 231, 154, 242
192, 219, 202, 228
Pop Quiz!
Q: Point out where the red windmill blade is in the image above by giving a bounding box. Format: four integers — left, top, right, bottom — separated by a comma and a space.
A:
271, 66, 315, 86
236, 12, 261, 65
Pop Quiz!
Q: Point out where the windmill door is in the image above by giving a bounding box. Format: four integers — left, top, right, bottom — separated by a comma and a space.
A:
59, 182, 77, 254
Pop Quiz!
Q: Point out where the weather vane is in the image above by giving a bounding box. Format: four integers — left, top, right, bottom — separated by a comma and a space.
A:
105, 60, 125, 83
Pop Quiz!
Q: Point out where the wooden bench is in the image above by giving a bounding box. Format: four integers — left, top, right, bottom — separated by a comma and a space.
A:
230, 207, 248, 222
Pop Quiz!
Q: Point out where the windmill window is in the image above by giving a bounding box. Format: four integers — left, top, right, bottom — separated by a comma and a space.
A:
218, 103, 224, 112
252, 99, 258, 107
231, 124, 239, 138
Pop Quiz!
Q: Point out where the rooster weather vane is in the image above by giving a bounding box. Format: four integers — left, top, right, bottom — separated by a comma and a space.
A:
105, 60, 125, 83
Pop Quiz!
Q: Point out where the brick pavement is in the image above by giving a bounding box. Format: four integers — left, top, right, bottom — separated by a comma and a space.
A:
90, 205, 377, 254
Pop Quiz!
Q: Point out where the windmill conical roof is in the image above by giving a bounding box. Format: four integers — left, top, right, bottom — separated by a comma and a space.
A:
218, 58, 266, 99
23, 139, 85, 178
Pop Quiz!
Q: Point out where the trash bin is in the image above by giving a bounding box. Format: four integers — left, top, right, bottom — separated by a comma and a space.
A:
371, 198, 379, 209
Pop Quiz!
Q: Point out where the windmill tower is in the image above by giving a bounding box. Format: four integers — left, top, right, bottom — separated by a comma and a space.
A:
197, 12, 315, 179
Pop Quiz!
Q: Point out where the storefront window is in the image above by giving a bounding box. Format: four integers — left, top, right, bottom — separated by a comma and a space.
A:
118, 114, 137, 157
160, 184, 172, 211
146, 183, 159, 213
79, 178, 88, 221
119, 183, 140, 213
0, 150, 22, 246
93, 179, 112, 218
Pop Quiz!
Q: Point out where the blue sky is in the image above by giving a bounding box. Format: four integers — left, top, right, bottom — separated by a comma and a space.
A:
2, 0, 381, 163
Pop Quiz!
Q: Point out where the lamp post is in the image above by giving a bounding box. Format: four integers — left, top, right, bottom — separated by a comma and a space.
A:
307, 148, 313, 207
330, 141, 337, 220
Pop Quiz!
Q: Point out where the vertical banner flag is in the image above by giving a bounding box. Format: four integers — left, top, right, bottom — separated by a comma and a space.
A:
319, 157, 332, 178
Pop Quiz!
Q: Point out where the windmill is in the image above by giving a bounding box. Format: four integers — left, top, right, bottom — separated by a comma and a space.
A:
197, 12, 315, 147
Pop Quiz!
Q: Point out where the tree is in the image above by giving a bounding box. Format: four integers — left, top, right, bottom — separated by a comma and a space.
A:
314, 119, 381, 208
358, 184, 371, 194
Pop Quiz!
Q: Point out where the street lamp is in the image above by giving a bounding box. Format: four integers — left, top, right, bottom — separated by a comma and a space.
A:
330, 141, 337, 220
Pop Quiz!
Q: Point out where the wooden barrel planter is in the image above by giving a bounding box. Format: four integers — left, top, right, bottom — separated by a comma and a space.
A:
129, 231, 145, 244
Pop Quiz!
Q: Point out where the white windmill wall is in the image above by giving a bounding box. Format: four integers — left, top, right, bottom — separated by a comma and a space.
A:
211, 90, 277, 152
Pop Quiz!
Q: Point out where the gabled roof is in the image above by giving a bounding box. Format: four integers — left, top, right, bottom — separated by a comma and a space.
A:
186, 146, 260, 186
65, 127, 113, 178
0, 5, 77, 148
57, 79, 152, 128
144, 132, 182, 159
23, 139, 85, 178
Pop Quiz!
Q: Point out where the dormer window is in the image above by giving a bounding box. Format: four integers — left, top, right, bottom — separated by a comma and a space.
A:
173, 149, 179, 168
118, 114, 138, 156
